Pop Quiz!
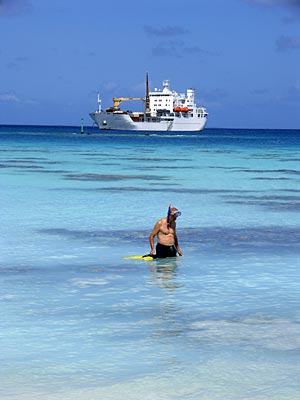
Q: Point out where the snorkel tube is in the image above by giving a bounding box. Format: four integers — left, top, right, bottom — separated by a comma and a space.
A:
167, 203, 171, 227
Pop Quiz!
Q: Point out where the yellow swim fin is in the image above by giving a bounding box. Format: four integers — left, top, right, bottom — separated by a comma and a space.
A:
124, 254, 154, 261
124, 255, 144, 260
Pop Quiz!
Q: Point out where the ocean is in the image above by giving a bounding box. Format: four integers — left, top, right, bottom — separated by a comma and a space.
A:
1, 125, 300, 400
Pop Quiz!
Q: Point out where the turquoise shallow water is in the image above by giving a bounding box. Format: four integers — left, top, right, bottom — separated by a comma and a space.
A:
1, 126, 300, 399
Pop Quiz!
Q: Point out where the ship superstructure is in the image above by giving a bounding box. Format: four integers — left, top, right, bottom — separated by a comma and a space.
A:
90, 74, 208, 132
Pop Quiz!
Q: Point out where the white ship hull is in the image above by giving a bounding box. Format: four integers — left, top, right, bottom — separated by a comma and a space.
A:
90, 111, 207, 132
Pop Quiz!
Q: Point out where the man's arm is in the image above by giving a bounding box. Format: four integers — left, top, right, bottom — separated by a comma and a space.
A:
174, 228, 183, 256
149, 221, 161, 255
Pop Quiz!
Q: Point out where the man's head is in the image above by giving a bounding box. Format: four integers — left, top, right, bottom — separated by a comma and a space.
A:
170, 207, 181, 219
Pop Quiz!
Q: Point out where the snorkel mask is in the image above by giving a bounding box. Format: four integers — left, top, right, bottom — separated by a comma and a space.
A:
172, 211, 181, 218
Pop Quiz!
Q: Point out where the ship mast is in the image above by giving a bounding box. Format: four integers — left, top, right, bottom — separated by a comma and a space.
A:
145, 72, 150, 115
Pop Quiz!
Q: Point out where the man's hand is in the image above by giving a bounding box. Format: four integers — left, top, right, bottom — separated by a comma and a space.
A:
177, 247, 183, 256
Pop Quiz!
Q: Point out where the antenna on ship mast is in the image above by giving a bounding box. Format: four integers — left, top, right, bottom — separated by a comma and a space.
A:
97, 93, 102, 112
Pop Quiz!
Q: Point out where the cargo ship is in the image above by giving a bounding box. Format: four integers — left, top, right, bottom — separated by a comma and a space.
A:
90, 73, 208, 132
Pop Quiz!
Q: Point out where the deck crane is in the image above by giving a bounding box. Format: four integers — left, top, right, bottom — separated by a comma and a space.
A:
112, 97, 145, 108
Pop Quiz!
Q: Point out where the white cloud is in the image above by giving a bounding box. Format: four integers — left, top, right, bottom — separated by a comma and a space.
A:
245, 0, 300, 16
0, 93, 20, 102
246, 0, 300, 8
276, 35, 300, 51
144, 25, 189, 37
152, 40, 212, 58
288, 80, 300, 97
0, 0, 31, 16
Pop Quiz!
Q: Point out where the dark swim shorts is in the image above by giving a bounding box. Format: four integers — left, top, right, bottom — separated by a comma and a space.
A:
155, 243, 177, 258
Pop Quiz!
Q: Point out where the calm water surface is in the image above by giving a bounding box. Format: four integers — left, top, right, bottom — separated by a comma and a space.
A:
1, 126, 300, 399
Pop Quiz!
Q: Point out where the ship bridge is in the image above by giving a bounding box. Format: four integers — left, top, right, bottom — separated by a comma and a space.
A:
149, 80, 174, 115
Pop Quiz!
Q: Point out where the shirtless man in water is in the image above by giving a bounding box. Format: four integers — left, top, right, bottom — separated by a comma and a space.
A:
149, 205, 183, 258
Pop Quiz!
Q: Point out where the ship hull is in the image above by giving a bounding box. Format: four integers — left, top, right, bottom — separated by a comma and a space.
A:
90, 112, 207, 132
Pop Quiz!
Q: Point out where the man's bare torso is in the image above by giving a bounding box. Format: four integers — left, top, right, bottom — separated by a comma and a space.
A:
157, 217, 176, 246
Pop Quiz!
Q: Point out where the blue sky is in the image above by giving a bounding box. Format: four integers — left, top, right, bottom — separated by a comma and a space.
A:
0, 0, 300, 129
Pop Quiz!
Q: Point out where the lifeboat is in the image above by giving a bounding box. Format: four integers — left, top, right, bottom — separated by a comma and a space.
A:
181, 107, 189, 113
173, 106, 189, 113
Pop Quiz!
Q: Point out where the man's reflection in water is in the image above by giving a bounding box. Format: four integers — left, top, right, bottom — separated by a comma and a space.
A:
148, 258, 184, 343
148, 258, 181, 290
